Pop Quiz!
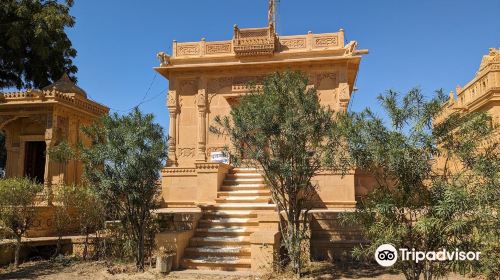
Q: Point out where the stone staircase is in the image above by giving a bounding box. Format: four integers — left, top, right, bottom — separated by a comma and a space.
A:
181, 167, 275, 271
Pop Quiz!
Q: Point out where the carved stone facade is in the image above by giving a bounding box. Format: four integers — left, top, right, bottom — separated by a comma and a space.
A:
155, 16, 369, 270
156, 20, 369, 203
0, 74, 109, 205
441, 48, 500, 126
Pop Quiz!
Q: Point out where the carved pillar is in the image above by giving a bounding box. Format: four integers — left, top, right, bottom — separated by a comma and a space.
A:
167, 89, 178, 166
338, 82, 350, 112
196, 77, 207, 162
338, 68, 350, 112
44, 128, 53, 205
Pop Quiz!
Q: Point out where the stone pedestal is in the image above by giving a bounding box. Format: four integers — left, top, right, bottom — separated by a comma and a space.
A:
251, 211, 281, 272
195, 163, 230, 204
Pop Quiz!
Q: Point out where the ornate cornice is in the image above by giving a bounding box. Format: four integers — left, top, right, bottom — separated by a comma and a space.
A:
0, 89, 108, 116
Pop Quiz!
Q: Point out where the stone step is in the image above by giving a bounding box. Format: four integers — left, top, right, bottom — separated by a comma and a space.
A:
225, 173, 262, 179
223, 178, 265, 185
218, 190, 271, 197
229, 168, 259, 174
189, 236, 250, 247
203, 210, 256, 219
215, 197, 270, 204
184, 246, 250, 257
181, 256, 251, 271
195, 226, 256, 236
202, 203, 276, 211
198, 218, 258, 227
220, 184, 267, 191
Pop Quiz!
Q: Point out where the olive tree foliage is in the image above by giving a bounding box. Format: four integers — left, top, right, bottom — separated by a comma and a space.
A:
210, 71, 348, 275
0, 0, 77, 89
339, 88, 499, 280
78, 108, 168, 271
0, 178, 43, 267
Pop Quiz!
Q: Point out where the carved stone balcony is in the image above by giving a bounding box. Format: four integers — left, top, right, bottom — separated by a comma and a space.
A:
232, 25, 277, 56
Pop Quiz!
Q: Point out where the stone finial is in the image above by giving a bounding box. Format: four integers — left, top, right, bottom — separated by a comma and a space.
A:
456, 85, 462, 94
42, 73, 87, 98
449, 90, 455, 103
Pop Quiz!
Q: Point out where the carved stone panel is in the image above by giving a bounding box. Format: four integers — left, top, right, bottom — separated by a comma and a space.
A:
178, 147, 195, 157
313, 36, 338, 48
280, 38, 306, 50
206, 43, 232, 54
177, 44, 200, 56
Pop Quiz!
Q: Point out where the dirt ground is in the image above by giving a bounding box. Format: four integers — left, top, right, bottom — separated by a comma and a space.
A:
0, 258, 480, 280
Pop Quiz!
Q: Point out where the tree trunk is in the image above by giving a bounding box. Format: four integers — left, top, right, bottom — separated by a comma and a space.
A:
14, 236, 22, 267
83, 233, 89, 260
136, 227, 145, 272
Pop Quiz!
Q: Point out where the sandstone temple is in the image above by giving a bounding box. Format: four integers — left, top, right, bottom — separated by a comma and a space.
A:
0, 74, 108, 238
0, 1, 498, 273
153, 8, 370, 271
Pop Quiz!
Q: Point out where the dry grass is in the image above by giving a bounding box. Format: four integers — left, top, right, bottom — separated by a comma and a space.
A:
0, 258, 481, 280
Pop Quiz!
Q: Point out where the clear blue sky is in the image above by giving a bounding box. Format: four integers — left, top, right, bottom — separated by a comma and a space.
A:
68, 0, 500, 130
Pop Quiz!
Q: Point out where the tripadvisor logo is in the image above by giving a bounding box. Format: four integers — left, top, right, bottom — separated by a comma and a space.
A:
375, 244, 398, 267
374, 244, 481, 267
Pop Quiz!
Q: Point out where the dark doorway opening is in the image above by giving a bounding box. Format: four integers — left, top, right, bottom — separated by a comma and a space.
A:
24, 141, 46, 183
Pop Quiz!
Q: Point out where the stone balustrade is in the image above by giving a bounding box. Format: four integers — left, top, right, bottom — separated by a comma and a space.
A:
172, 31, 345, 58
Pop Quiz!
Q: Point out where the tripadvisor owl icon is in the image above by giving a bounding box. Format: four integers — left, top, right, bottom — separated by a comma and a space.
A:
375, 244, 398, 267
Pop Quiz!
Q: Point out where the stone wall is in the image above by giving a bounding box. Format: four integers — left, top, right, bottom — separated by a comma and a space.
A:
309, 210, 366, 261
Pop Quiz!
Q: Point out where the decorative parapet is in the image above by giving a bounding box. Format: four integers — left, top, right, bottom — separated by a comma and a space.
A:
168, 30, 347, 59
0, 89, 108, 116
233, 25, 277, 56
447, 48, 500, 111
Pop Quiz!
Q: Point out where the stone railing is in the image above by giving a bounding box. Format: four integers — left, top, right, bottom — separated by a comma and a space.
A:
172, 30, 345, 58
0, 89, 108, 116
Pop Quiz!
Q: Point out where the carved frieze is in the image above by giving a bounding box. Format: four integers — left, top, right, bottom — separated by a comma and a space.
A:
280, 38, 306, 50
178, 147, 195, 157
162, 167, 196, 175
206, 43, 232, 54
179, 79, 197, 94
316, 73, 337, 87
207, 77, 233, 94
177, 44, 200, 56
314, 36, 338, 48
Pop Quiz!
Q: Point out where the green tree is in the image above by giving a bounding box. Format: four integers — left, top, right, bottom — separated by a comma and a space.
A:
0, 177, 43, 267
210, 71, 347, 275
340, 88, 499, 280
0, 0, 77, 89
79, 108, 167, 271
55, 184, 105, 260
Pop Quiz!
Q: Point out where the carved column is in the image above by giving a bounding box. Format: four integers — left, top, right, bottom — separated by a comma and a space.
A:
44, 128, 53, 205
167, 89, 178, 166
196, 77, 207, 162
338, 68, 350, 112
338, 82, 350, 111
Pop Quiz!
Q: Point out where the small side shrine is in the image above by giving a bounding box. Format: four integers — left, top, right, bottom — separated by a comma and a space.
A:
0, 74, 109, 206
